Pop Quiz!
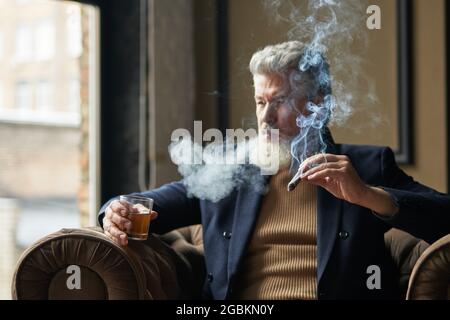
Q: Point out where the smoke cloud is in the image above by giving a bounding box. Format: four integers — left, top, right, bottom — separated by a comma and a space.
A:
264, 0, 375, 169
169, 0, 374, 201
169, 136, 291, 202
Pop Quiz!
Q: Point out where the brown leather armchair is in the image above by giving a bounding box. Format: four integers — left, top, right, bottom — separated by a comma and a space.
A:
11, 225, 450, 300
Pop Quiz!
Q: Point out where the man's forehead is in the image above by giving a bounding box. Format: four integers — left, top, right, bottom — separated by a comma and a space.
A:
253, 74, 289, 97
253, 73, 285, 85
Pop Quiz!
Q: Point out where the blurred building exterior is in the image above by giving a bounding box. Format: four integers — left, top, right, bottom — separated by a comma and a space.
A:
0, 0, 95, 299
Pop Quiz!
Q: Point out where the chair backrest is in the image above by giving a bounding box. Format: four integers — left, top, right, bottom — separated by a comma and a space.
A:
13, 225, 448, 300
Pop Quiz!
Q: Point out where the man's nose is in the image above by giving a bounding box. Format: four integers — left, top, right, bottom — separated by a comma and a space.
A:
261, 103, 278, 126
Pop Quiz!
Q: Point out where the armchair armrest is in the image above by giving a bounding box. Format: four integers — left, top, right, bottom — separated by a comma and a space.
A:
406, 234, 450, 300
384, 228, 430, 298
12, 226, 205, 300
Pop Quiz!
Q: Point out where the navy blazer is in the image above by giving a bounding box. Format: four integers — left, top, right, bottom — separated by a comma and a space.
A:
99, 144, 450, 300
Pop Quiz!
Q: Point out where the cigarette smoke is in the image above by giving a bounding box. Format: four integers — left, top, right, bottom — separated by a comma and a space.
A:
262, 0, 375, 169
169, 136, 291, 202
169, 0, 374, 201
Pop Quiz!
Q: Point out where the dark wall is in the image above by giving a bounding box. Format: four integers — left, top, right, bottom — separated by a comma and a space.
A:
75, 0, 229, 204
100, 0, 145, 203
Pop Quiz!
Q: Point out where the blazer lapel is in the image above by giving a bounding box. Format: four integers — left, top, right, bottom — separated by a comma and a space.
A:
226, 127, 342, 285
227, 176, 342, 285
317, 186, 343, 283
227, 177, 267, 280
317, 127, 343, 283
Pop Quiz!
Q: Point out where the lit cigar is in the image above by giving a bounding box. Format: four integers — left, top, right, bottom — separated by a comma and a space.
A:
287, 170, 302, 192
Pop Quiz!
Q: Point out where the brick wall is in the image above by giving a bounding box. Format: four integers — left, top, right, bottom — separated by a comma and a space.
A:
0, 123, 80, 198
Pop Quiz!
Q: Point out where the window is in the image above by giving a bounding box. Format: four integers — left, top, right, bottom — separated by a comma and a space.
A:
0, 81, 3, 108
35, 20, 55, 61
66, 5, 82, 58
15, 24, 33, 62
0, 32, 3, 60
0, 1, 100, 300
36, 80, 53, 111
15, 81, 32, 110
68, 79, 80, 112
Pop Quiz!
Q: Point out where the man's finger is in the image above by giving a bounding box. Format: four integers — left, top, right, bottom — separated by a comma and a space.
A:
110, 200, 129, 216
301, 161, 342, 178
305, 153, 340, 163
150, 210, 158, 221
102, 215, 109, 228
305, 177, 329, 188
118, 233, 128, 246
104, 230, 115, 241
107, 222, 126, 238
103, 217, 128, 244
104, 230, 128, 246
111, 212, 131, 230
109, 225, 128, 246
103, 218, 111, 232
105, 206, 113, 219
300, 154, 340, 172
306, 168, 342, 181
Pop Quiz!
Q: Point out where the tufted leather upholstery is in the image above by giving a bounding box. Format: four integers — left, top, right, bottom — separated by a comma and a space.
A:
406, 234, 450, 300
11, 225, 449, 300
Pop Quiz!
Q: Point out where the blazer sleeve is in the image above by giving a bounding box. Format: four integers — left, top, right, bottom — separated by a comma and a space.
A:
377, 147, 450, 243
98, 181, 201, 235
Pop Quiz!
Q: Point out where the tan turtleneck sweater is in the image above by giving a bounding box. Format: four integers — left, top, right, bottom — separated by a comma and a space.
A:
233, 168, 318, 300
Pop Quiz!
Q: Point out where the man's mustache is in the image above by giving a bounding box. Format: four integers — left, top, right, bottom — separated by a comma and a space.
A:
260, 124, 279, 132
260, 124, 298, 144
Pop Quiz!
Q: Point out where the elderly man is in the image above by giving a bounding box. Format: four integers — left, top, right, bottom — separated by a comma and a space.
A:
99, 41, 450, 300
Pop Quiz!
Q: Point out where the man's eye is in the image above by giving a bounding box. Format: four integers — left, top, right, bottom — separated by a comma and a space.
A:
276, 97, 286, 105
256, 101, 265, 107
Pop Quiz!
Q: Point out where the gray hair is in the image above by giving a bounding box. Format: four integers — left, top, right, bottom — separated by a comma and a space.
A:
249, 41, 331, 99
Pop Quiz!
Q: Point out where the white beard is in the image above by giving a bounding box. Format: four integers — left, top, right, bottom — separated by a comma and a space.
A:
248, 135, 292, 175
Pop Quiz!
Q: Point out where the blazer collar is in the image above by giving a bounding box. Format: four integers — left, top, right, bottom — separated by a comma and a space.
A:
227, 183, 265, 282
227, 127, 342, 285
313, 127, 343, 283
317, 178, 342, 283
323, 126, 337, 154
